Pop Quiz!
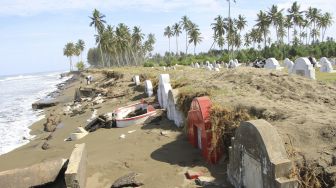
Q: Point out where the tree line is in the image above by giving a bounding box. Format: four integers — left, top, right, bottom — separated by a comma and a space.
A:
63, 39, 85, 71
87, 9, 156, 67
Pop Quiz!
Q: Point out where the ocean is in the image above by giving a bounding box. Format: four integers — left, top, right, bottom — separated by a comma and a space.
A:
0, 71, 71, 155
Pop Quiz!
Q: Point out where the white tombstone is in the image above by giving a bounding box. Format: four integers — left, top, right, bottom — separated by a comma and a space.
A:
264, 58, 282, 70
284, 58, 294, 73
214, 68, 220, 72
229, 59, 241, 68
215, 64, 221, 69
224, 63, 229, 69
163, 66, 166, 71
144, 80, 153, 97
292, 57, 316, 79
133, 75, 140, 86
206, 65, 212, 71
320, 57, 335, 73
206, 61, 210, 66
195, 63, 200, 68
157, 74, 172, 109
167, 89, 184, 127
191, 63, 195, 68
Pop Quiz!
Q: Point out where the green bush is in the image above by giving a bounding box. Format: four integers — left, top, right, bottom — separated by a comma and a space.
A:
76, 61, 85, 71
143, 61, 154, 67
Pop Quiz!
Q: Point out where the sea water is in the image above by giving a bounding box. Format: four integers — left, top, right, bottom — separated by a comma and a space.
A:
0, 71, 71, 155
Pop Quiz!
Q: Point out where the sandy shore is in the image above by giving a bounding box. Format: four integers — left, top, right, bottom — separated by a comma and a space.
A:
0, 70, 229, 187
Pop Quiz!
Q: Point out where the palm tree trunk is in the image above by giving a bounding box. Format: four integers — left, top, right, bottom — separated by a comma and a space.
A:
70, 56, 72, 71
194, 44, 196, 55
168, 37, 171, 54
176, 36, 178, 55
185, 31, 188, 54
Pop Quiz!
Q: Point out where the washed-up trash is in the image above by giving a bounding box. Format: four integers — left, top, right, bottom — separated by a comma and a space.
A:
195, 176, 218, 186
185, 169, 202, 179
120, 134, 126, 139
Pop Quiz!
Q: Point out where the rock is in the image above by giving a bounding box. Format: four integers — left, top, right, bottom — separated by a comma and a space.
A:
111, 172, 143, 188
41, 142, 50, 150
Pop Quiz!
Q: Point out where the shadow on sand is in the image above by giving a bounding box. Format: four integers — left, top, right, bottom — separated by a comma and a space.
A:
141, 116, 233, 187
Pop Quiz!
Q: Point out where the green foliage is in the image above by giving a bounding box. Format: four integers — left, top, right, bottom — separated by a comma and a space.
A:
76, 61, 85, 70
143, 61, 154, 67
87, 47, 102, 67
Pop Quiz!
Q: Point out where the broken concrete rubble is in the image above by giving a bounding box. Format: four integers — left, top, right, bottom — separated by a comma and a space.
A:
0, 158, 67, 188
65, 143, 87, 188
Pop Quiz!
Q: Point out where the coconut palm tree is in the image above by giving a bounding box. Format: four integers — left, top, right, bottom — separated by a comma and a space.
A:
244, 33, 251, 48
318, 12, 333, 42
63, 42, 75, 71
284, 15, 293, 45
236, 14, 247, 36
180, 15, 191, 54
163, 26, 173, 54
255, 10, 270, 52
172, 23, 182, 55
306, 7, 322, 44
76, 39, 85, 62
287, 2, 303, 43
188, 23, 202, 55
267, 5, 283, 44
131, 26, 145, 65
211, 15, 226, 50
89, 9, 106, 66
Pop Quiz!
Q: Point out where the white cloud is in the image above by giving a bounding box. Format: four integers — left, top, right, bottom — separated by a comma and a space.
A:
0, 0, 226, 16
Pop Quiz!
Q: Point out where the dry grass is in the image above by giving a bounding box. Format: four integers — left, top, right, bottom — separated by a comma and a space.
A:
209, 104, 252, 157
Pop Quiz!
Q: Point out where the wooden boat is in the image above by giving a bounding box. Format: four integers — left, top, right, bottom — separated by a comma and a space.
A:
115, 102, 156, 128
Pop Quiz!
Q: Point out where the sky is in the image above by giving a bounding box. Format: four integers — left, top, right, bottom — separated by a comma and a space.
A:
0, 0, 335, 75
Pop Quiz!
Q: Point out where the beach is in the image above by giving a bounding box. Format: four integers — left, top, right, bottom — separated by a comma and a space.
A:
0, 69, 229, 188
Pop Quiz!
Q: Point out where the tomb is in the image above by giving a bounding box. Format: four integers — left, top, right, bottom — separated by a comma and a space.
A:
167, 89, 184, 127
187, 96, 222, 164
195, 63, 200, 68
264, 58, 282, 70
292, 57, 316, 79
133, 75, 140, 86
157, 74, 171, 109
144, 80, 153, 97
320, 57, 335, 73
284, 58, 294, 73
227, 119, 298, 188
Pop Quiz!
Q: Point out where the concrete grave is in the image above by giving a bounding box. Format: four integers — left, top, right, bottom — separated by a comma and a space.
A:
264, 58, 282, 70
227, 119, 298, 188
191, 63, 195, 68
65, 143, 87, 188
187, 96, 222, 163
133, 75, 140, 86
215, 63, 221, 69
167, 89, 184, 127
284, 58, 294, 73
292, 57, 316, 79
214, 68, 220, 72
0, 158, 67, 188
195, 63, 200, 68
144, 80, 153, 97
157, 74, 172, 109
320, 57, 335, 73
